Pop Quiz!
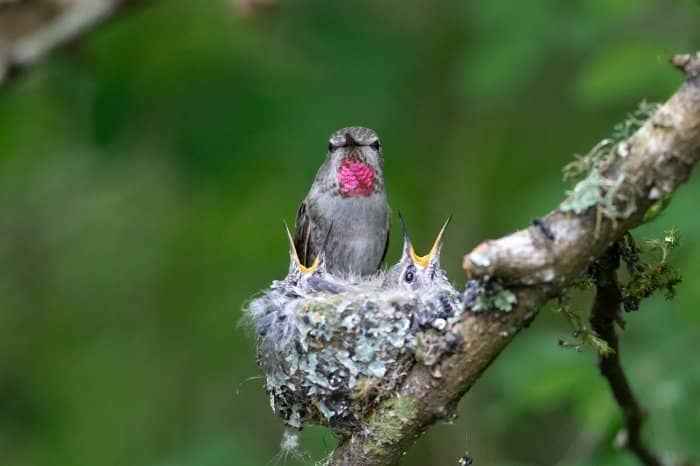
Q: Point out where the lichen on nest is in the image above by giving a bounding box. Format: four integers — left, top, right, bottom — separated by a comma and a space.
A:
243, 216, 469, 434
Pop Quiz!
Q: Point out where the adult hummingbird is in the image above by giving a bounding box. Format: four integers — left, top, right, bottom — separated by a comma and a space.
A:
294, 126, 391, 277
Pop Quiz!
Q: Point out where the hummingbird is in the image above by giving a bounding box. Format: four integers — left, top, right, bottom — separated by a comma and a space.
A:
252, 222, 346, 372
294, 126, 391, 277
383, 213, 452, 290
383, 213, 456, 330
282, 222, 348, 294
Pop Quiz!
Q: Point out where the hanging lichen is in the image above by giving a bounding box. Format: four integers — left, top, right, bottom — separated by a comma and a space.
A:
619, 229, 682, 311
556, 228, 682, 353
554, 296, 614, 356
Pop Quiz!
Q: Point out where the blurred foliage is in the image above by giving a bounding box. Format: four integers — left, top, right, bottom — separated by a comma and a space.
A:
1, 1, 699, 465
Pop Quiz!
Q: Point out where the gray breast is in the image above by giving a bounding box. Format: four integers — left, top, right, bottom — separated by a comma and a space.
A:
313, 192, 389, 276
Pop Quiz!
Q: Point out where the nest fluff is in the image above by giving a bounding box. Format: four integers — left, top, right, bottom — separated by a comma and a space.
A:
244, 217, 468, 434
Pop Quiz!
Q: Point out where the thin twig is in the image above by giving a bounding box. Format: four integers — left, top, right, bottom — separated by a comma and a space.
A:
0, 0, 146, 86
589, 246, 662, 466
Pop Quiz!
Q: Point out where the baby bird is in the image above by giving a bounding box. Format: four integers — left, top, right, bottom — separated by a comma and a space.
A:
383, 213, 452, 290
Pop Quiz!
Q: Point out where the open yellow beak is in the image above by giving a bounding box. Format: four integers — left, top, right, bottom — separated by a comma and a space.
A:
283, 221, 321, 274
407, 216, 452, 267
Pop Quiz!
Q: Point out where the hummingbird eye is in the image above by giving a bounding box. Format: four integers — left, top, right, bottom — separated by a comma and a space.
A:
370, 140, 380, 151
404, 265, 416, 283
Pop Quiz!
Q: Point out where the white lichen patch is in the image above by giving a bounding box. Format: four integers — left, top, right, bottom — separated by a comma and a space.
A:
468, 251, 492, 268
561, 170, 636, 221
650, 106, 676, 130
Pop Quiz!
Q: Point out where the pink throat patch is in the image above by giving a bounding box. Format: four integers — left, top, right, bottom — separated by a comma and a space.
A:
337, 158, 375, 197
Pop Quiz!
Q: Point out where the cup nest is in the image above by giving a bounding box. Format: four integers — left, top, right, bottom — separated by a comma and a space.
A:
243, 216, 468, 434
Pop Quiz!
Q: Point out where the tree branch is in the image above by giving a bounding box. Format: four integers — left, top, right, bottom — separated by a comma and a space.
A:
329, 52, 700, 465
589, 246, 662, 466
0, 0, 145, 86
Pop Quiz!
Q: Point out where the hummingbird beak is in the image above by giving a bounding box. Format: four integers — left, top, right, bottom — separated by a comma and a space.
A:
283, 221, 322, 275
397, 211, 414, 260
398, 213, 452, 268
344, 132, 358, 147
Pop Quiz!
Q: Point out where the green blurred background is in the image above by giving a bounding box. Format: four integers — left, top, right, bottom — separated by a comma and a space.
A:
1, 1, 699, 465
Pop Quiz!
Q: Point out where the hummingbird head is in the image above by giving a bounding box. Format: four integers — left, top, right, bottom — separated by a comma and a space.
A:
281, 221, 352, 295
327, 126, 383, 198
384, 213, 452, 290
282, 221, 328, 287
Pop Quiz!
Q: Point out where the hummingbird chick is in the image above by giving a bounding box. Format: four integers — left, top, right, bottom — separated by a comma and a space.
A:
384, 214, 459, 336
294, 126, 391, 277
384, 213, 452, 290
282, 222, 349, 295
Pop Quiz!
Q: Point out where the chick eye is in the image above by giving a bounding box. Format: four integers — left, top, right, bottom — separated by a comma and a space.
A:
370, 140, 380, 151
328, 142, 335, 151
404, 270, 414, 283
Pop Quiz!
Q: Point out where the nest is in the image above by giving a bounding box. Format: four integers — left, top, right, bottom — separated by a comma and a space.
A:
244, 217, 467, 434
